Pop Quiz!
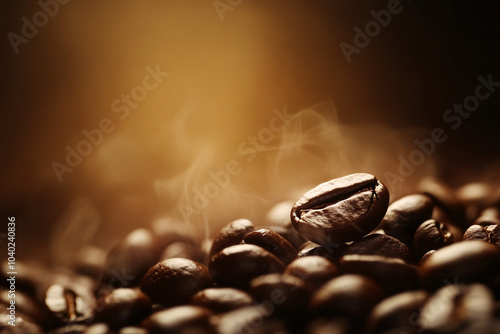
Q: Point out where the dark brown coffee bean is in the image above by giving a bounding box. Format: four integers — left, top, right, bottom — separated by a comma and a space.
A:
463, 223, 500, 247
151, 216, 199, 249
44, 283, 95, 325
457, 182, 494, 224
418, 250, 435, 265
48, 324, 88, 334
209, 219, 254, 259
190, 287, 253, 313
413, 219, 454, 260
340, 234, 412, 262
141, 306, 214, 334
291, 173, 390, 244
94, 288, 151, 330
296, 241, 346, 264
140, 258, 212, 307
366, 290, 429, 334
243, 228, 297, 263
159, 241, 206, 264
418, 284, 495, 333
103, 228, 162, 287
340, 255, 419, 295
379, 194, 434, 246
214, 305, 290, 334
306, 318, 351, 334
309, 274, 384, 322
284, 256, 338, 289
82, 323, 111, 334
209, 244, 286, 289
249, 274, 311, 317
266, 224, 307, 251
118, 327, 148, 334
419, 240, 500, 290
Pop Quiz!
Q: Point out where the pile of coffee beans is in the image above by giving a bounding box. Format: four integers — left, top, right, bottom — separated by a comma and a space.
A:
2, 173, 500, 333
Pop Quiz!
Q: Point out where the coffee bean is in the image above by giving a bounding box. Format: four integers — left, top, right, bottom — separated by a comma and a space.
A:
44, 283, 95, 326
340, 234, 412, 262
118, 327, 148, 334
209, 244, 285, 289
297, 241, 345, 264
419, 240, 500, 290
103, 228, 162, 287
48, 324, 88, 334
141, 306, 214, 334
151, 216, 199, 249
82, 323, 111, 334
94, 288, 151, 330
209, 219, 254, 259
457, 182, 494, 224
463, 222, 500, 247
266, 224, 307, 252
291, 173, 390, 244
339, 255, 419, 295
284, 256, 338, 289
140, 258, 212, 307
413, 219, 454, 260
214, 305, 290, 334
72, 247, 107, 282
306, 318, 350, 334
190, 287, 253, 313
243, 228, 297, 263
0, 289, 45, 325
0, 310, 44, 334
379, 194, 434, 246
159, 241, 206, 264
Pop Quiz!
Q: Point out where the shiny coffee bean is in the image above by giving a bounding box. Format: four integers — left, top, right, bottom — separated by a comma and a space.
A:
291, 173, 390, 244
94, 288, 151, 330
159, 241, 206, 264
140, 258, 212, 307
340, 255, 419, 295
366, 290, 429, 334
266, 224, 307, 251
214, 305, 290, 334
190, 287, 253, 313
103, 228, 162, 287
297, 241, 345, 264
284, 256, 338, 289
44, 283, 95, 325
310, 274, 384, 322
413, 219, 454, 260
209, 218, 254, 259
209, 244, 286, 289
340, 234, 412, 262
378, 194, 434, 246
463, 222, 500, 247
249, 274, 311, 317
82, 323, 111, 334
418, 284, 495, 333
419, 240, 500, 290
141, 305, 214, 334
243, 228, 297, 263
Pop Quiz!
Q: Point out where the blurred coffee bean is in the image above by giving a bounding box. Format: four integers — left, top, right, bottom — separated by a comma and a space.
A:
243, 228, 297, 263
265, 201, 294, 226
0, 311, 44, 334
297, 241, 345, 264
267, 224, 307, 251
310, 274, 384, 323
419, 240, 500, 290
72, 247, 107, 282
209, 244, 286, 289
291, 173, 390, 244
151, 216, 199, 249
249, 274, 311, 317
0, 289, 45, 325
418, 250, 436, 265
305, 318, 351, 334
413, 219, 454, 260
366, 290, 429, 334
284, 256, 338, 289
141, 305, 214, 334
378, 194, 434, 246
103, 228, 162, 287
1, 261, 50, 297
340, 255, 419, 295
82, 323, 111, 334
474, 207, 500, 225
208, 218, 254, 259
159, 241, 206, 264
340, 234, 412, 262
94, 288, 151, 330
44, 283, 95, 326
48, 324, 88, 334
190, 287, 253, 313
419, 284, 494, 333
463, 223, 500, 247
118, 327, 148, 334
457, 182, 494, 224
214, 305, 290, 334
140, 258, 212, 307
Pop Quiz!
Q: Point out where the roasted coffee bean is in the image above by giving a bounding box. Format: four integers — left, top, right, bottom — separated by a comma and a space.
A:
209, 218, 254, 259
0, 311, 44, 334
306, 318, 350, 334
82, 323, 111, 334
340, 255, 419, 295
118, 327, 148, 334
214, 305, 290, 334
474, 207, 500, 225
94, 288, 151, 330
457, 182, 494, 224
284, 256, 338, 289
249, 274, 311, 317
141, 305, 214, 334
378, 194, 434, 246
44, 283, 95, 325
291, 173, 390, 244
413, 219, 454, 260
309, 274, 384, 322
103, 228, 162, 287
418, 250, 435, 265
151, 216, 199, 249
72, 247, 107, 282
190, 287, 253, 313
159, 241, 206, 264
419, 240, 500, 290
209, 244, 286, 289
340, 234, 412, 262
140, 258, 212, 307
243, 228, 297, 263
266, 224, 307, 252
297, 241, 345, 264
366, 290, 429, 334
0, 289, 45, 325
418, 284, 495, 333
463, 222, 500, 247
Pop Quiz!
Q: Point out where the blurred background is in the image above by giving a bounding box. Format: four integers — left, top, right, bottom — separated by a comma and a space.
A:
1, 0, 499, 263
